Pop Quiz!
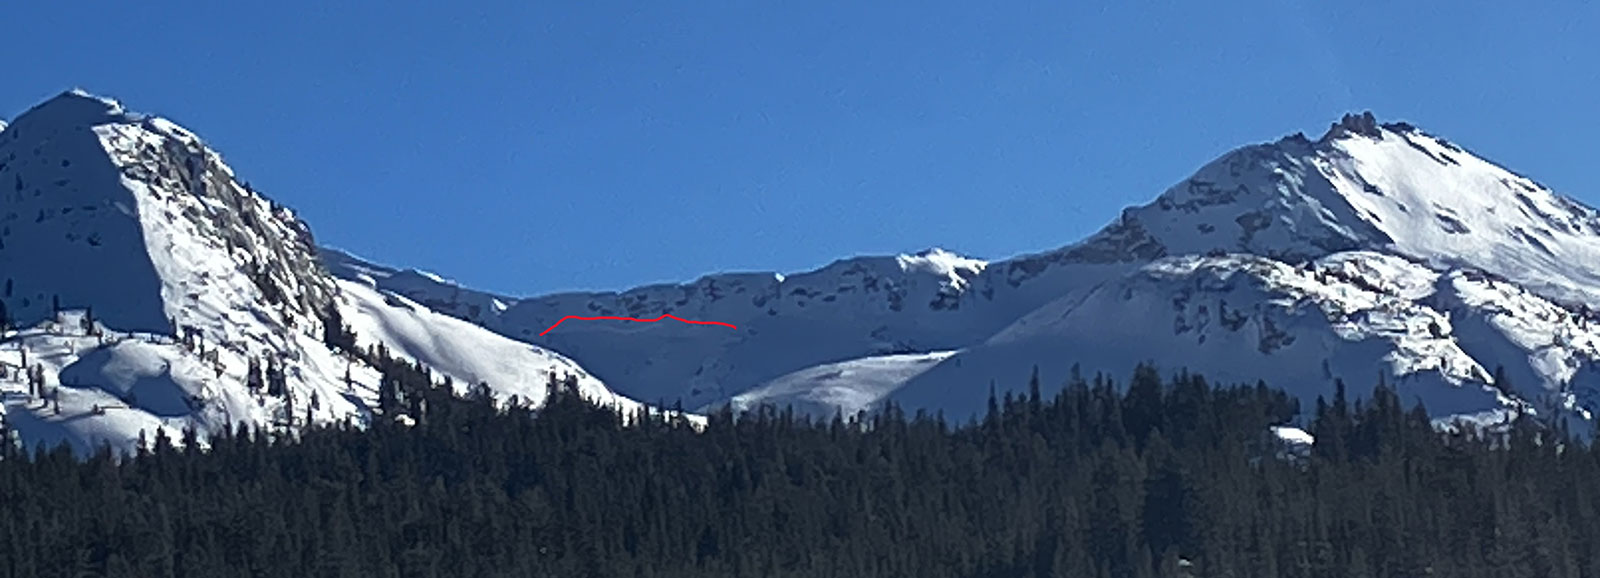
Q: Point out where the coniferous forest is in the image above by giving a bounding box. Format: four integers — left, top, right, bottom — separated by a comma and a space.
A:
1, 356, 1597, 578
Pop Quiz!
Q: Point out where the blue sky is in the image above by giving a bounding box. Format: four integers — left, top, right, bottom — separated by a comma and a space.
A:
4, 2, 1596, 296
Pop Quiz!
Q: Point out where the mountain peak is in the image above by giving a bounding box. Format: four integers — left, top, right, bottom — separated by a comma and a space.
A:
1049, 112, 1600, 306
0, 90, 690, 454
1321, 110, 1383, 140
53, 88, 122, 108
0, 90, 336, 336
10, 89, 132, 131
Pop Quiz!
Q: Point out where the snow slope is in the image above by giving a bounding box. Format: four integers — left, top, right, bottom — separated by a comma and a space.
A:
724, 350, 958, 418
1117, 112, 1600, 306
338, 278, 696, 424
323, 112, 1600, 429
324, 246, 1010, 410
892, 252, 1538, 422
0, 311, 380, 454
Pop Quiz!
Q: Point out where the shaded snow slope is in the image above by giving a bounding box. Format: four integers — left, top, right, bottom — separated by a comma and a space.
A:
338, 278, 690, 423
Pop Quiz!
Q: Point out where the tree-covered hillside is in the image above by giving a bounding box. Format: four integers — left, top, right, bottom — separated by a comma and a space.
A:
0, 358, 1591, 578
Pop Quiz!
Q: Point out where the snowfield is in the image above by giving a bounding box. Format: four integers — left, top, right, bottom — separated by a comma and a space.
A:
724, 350, 959, 418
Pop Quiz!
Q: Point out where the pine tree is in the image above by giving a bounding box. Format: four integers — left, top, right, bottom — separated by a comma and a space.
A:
265, 358, 287, 397
321, 299, 356, 354
1122, 364, 1165, 446
1492, 365, 1515, 397
1027, 365, 1043, 417
246, 357, 264, 394
80, 306, 95, 336
379, 378, 401, 415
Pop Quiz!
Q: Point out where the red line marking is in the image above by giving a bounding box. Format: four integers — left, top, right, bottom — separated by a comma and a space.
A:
538, 314, 738, 336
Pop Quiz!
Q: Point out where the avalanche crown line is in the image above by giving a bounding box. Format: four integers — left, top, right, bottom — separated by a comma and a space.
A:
539, 314, 739, 336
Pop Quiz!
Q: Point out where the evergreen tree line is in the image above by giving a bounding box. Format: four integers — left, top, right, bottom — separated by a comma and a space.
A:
0, 361, 1596, 578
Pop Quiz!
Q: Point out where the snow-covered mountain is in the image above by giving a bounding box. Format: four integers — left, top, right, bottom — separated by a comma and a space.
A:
6, 89, 1594, 450
332, 112, 1600, 430
0, 90, 677, 454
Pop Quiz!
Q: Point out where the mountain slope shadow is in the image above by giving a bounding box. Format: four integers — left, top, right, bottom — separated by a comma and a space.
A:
58, 341, 202, 417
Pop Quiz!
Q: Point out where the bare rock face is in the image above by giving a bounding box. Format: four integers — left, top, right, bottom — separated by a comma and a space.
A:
1324, 111, 1383, 140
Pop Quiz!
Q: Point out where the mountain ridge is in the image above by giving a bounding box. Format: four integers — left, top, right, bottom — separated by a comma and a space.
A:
324, 110, 1600, 429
